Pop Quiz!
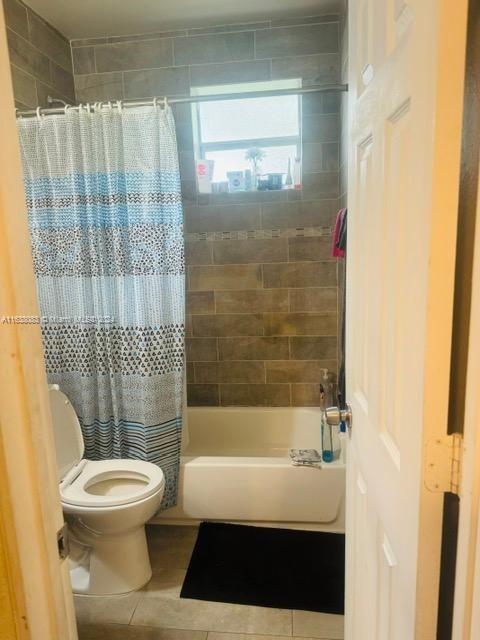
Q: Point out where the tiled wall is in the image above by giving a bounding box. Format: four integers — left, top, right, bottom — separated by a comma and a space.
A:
70, 15, 342, 407
338, 6, 348, 374
3, 0, 74, 109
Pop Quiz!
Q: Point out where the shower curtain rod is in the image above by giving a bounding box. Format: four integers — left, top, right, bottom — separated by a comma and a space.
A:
15, 83, 348, 118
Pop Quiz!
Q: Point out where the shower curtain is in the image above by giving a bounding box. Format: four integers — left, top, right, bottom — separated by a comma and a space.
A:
17, 104, 185, 510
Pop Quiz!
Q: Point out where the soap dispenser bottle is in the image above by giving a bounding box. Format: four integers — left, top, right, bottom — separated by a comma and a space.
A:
320, 369, 335, 462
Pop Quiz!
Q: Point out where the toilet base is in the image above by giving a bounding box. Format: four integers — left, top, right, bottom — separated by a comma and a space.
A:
68, 520, 152, 595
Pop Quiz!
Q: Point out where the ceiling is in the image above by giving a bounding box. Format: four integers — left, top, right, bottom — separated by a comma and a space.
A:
25, 0, 342, 40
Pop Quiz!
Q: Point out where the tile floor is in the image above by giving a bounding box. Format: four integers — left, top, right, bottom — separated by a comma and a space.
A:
76, 525, 344, 640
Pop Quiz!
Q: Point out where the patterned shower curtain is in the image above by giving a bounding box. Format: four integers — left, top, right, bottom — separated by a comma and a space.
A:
17, 104, 185, 509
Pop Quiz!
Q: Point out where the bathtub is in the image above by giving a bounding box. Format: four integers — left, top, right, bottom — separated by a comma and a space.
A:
154, 407, 346, 532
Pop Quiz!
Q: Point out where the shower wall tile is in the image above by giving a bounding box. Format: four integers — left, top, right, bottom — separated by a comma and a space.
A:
186, 384, 220, 406
173, 31, 254, 66
192, 314, 264, 337
72, 47, 96, 75
263, 312, 337, 336
4, 0, 75, 106
218, 337, 289, 361
260, 200, 337, 229
289, 287, 337, 313
124, 67, 190, 99
288, 236, 333, 262
95, 38, 173, 72
289, 336, 338, 360
271, 53, 340, 86
27, 9, 72, 72
188, 265, 262, 291
75, 72, 124, 102
186, 337, 218, 362
187, 291, 215, 314
262, 262, 337, 288
215, 289, 289, 314
254, 23, 338, 59
10, 64, 36, 107
194, 361, 265, 384
212, 238, 287, 265
62, 12, 344, 407
220, 383, 290, 407
189, 60, 271, 87
3, 0, 28, 39
185, 204, 262, 233
265, 360, 337, 383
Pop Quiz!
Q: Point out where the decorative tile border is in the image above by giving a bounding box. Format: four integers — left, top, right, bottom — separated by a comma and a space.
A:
185, 226, 333, 242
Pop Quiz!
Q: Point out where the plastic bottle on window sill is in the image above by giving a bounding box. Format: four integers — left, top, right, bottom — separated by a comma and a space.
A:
293, 157, 302, 190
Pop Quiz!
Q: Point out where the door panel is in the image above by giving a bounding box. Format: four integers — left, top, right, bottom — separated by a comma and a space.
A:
346, 1, 468, 638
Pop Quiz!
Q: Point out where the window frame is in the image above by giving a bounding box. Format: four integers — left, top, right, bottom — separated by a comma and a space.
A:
191, 80, 303, 184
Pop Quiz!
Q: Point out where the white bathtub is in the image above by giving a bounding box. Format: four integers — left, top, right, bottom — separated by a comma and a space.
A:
154, 407, 346, 532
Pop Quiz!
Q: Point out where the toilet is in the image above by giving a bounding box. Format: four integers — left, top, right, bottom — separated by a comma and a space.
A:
48, 384, 165, 596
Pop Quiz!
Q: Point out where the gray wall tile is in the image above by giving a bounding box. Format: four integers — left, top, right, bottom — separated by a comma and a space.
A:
255, 23, 338, 59
50, 60, 75, 99
289, 287, 337, 313
186, 337, 218, 361
10, 64, 36, 107
288, 236, 333, 262
220, 383, 290, 406
271, 53, 339, 86
124, 67, 189, 98
303, 113, 340, 142
218, 337, 289, 360
290, 336, 338, 359
187, 384, 220, 406
212, 238, 287, 264
301, 172, 339, 199
174, 31, 254, 66
192, 314, 263, 337
185, 204, 261, 233
185, 240, 213, 266
27, 9, 72, 72
95, 38, 173, 72
190, 59, 271, 87
195, 361, 265, 384
189, 265, 262, 290
263, 262, 337, 288
266, 360, 336, 382
261, 200, 337, 229
188, 22, 269, 36
72, 47, 96, 75
75, 72, 123, 102
215, 289, 289, 313
7, 28, 51, 85
3, 0, 28, 38
187, 291, 215, 314
263, 312, 337, 336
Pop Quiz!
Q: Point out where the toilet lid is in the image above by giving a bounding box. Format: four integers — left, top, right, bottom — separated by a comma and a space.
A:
48, 385, 85, 481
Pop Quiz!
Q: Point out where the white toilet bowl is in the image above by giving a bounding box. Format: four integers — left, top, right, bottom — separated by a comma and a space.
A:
49, 385, 165, 596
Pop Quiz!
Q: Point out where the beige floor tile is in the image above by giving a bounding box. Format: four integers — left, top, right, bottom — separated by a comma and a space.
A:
78, 623, 207, 639
132, 598, 292, 636
74, 592, 142, 626
147, 525, 198, 571
207, 634, 318, 640
292, 611, 344, 639
140, 568, 187, 599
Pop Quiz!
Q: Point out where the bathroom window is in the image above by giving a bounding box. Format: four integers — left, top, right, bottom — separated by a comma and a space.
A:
191, 79, 302, 193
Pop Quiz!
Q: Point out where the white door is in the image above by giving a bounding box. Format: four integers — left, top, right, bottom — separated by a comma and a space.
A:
345, 1, 468, 638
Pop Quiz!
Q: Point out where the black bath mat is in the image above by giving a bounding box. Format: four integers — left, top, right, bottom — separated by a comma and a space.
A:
180, 522, 345, 614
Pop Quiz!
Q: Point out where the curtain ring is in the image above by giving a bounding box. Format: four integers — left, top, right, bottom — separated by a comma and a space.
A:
163, 96, 168, 110
116, 99, 123, 112
36, 106, 43, 120
153, 97, 158, 108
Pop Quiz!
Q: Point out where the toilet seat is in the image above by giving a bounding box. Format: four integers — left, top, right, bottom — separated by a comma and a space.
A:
60, 459, 165, 508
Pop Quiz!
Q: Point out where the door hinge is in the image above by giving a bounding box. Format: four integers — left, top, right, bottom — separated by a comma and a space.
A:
425, 434, 463, 496
57, 523, 69, 561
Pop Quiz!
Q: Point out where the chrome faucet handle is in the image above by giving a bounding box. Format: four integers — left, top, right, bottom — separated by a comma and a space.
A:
325, 404, 352, 428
